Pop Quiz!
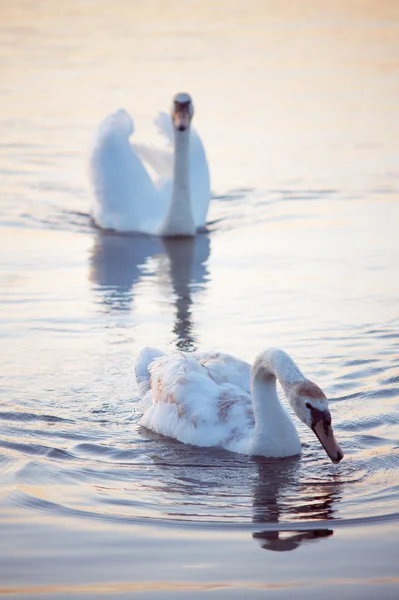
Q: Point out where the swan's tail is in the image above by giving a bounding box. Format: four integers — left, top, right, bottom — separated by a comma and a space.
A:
135, 347, 166, 396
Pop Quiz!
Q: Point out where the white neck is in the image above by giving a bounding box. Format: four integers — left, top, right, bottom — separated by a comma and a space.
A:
250, 349, 304, 457
159, 127, 195, 237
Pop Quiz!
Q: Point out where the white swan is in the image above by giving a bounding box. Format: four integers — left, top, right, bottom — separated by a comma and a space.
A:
88, 92, 210, 236
135, 347, 344, 463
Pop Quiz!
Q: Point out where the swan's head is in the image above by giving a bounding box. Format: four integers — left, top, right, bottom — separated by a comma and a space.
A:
171, 92, 194, 132
290, 381, 344, 464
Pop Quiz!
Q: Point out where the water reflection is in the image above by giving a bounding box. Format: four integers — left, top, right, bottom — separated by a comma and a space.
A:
251, 457, 338, 551
89, 231, 210, 348
89, 231, 162, 311
252, 528, 333, 552
145, 443, 340, 553
161, 236, 210, 349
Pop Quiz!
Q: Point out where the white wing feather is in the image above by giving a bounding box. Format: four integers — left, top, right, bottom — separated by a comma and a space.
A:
192, 351, 251, 393
89, 109, 167, 234
138, 351, 254, 452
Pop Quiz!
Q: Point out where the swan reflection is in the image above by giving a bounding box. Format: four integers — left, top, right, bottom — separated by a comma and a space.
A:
143, 441, 340, 553
252, 528, 333, 552
251, 457, 338, 551
160, 236, 210, 349
89, 231, 210, 349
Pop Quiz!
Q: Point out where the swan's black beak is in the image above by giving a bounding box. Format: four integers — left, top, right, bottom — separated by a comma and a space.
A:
173, 101, 191, 132
310, 407, 344, 464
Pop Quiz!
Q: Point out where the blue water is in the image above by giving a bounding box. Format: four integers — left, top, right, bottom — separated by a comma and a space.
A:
1, 1, 399, 598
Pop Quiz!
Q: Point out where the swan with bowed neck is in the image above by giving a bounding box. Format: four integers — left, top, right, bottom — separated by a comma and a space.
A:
88, 93, 210, 236
135, 347, 344, 463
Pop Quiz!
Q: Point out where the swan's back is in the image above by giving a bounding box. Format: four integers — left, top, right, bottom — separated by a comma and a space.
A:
193, 351, 251, 392
137, 349, 254, 452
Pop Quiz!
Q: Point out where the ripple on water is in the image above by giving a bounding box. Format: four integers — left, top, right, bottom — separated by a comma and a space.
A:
1, 319, 399, 539
0, 410, 74, 424
0, 440, 75, 460
1, 418, 399, 535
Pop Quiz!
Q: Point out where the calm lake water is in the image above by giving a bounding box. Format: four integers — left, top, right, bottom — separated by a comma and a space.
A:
1, 1, 399, 598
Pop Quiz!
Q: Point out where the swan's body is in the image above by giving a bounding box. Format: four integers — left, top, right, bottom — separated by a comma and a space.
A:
135, 348, 344, 463
89, 93, 210, 236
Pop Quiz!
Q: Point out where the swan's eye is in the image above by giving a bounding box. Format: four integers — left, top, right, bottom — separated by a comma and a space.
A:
305, 402, 311, 409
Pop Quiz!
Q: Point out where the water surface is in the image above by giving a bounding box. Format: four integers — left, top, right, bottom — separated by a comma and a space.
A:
1, 1, 399, 598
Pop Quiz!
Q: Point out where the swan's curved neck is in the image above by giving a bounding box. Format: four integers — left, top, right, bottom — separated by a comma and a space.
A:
250, 349, 304, 457
159, 127, 195, 237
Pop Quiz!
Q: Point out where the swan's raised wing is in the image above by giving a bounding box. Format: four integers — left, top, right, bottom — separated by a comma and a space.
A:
89, 109, 162, 233
131, 142, 173, 185
192, 351, 252, 394
139, 352, 254, 451
135, 346, 166, 396
131, 113, 175, 185
189, 126, 211, 228
154, 112, 174, 145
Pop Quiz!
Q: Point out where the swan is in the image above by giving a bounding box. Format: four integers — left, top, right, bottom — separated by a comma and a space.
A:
88, 92, 210, 236
135, 347, 344, 463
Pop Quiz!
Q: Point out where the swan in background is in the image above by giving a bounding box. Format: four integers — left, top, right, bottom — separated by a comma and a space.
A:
135, 347, 344, 463
89, 93, 210, 236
